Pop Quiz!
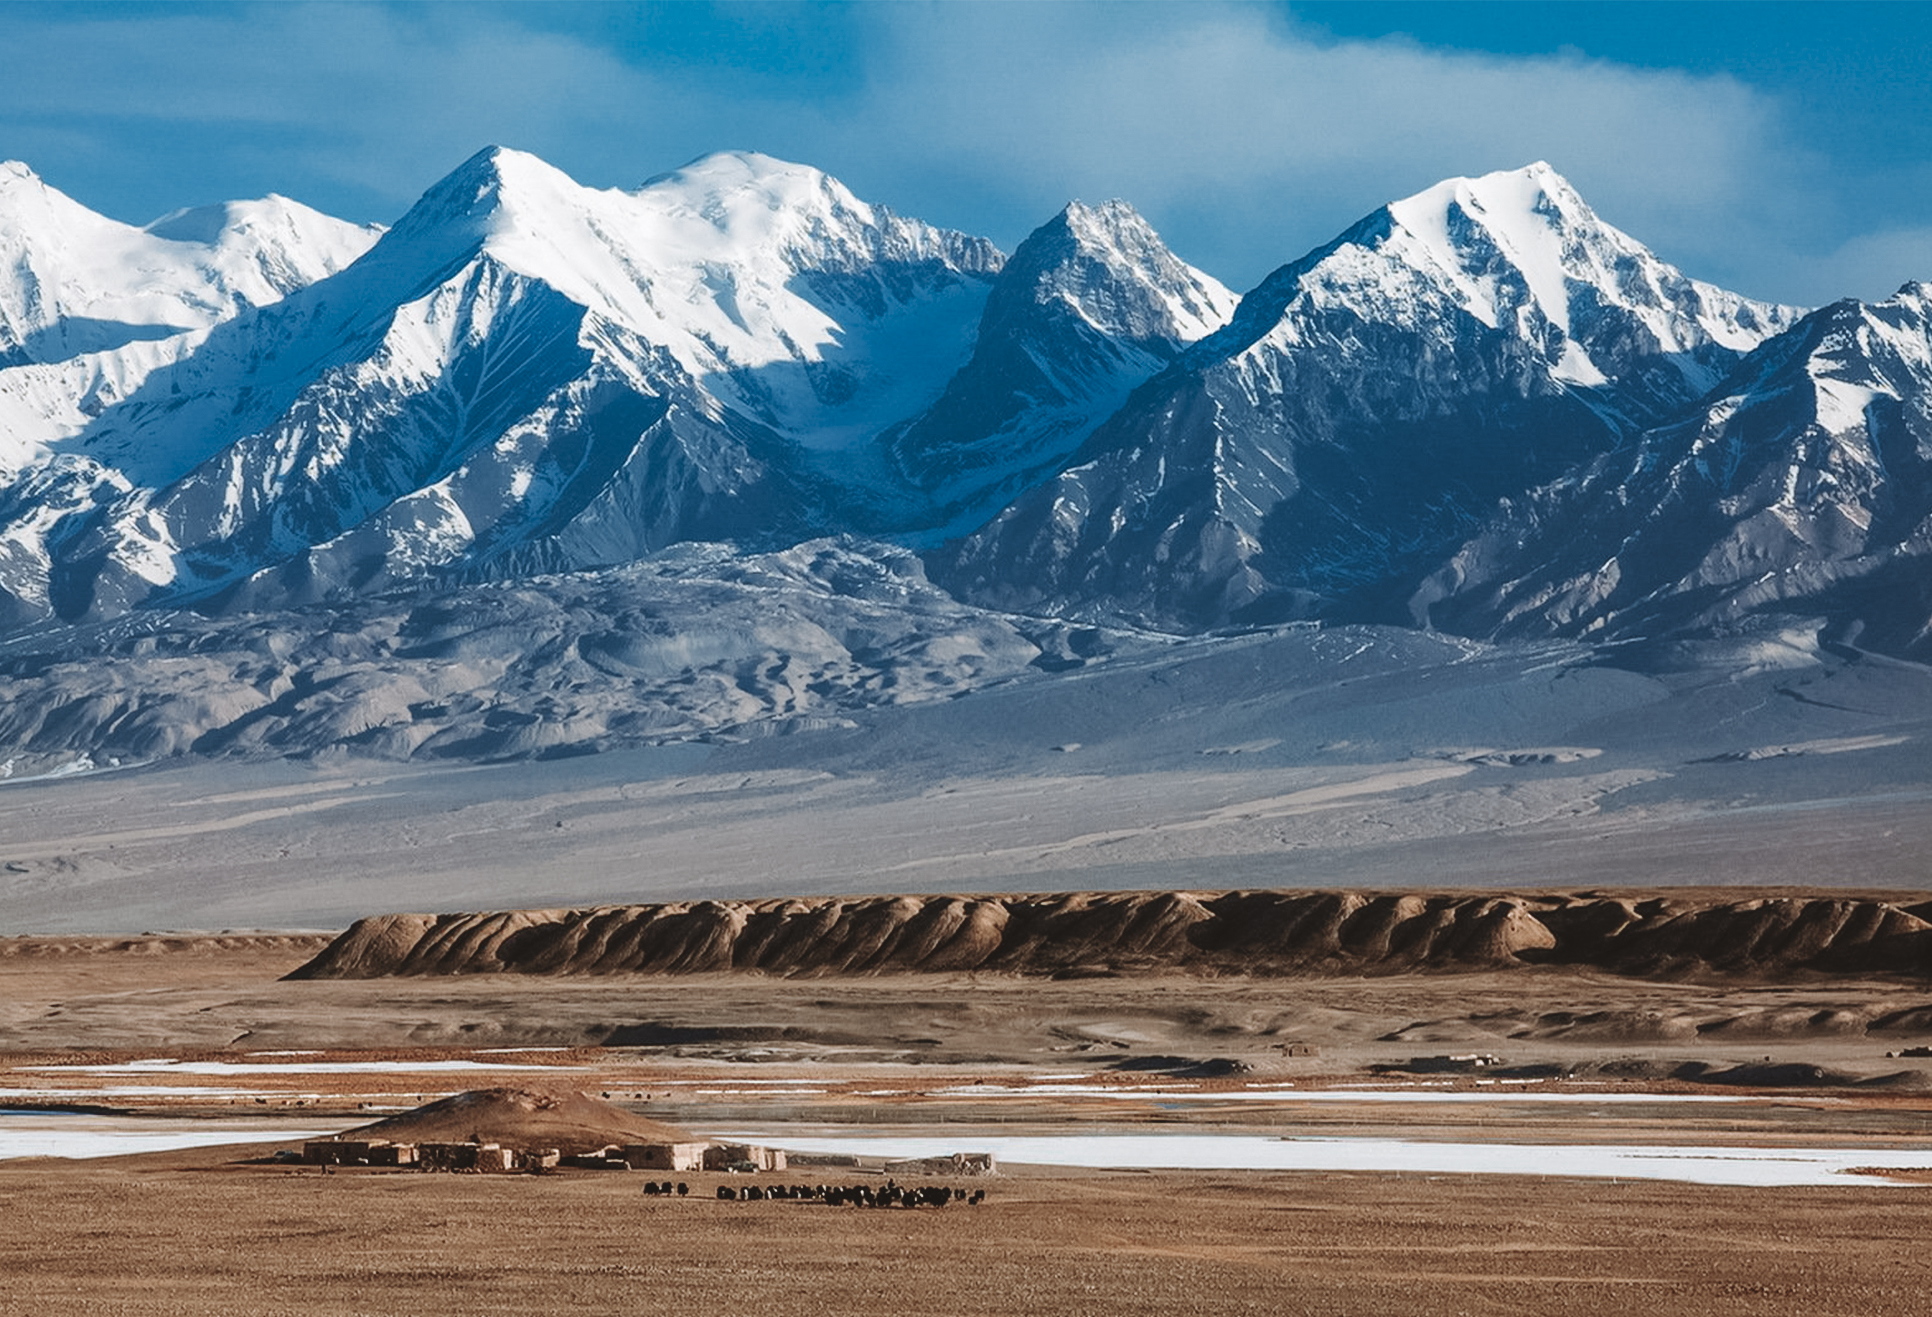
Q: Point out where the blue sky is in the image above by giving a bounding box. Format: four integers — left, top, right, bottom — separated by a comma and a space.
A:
3, 1, 1928, 305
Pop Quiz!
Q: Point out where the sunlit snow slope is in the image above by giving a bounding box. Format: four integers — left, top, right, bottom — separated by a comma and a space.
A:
935, 163, 1806, 631
1, 146, 1926, 688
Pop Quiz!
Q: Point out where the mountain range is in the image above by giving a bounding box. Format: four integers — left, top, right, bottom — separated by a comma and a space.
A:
0, 146, 1927, 765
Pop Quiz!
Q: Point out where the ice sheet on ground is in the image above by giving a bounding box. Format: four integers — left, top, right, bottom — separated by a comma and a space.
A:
28, 1059, 586, 1076
714, 1131, 1927, 1188
0, 1113, 334, 1161
920, 1085, 1763, 1104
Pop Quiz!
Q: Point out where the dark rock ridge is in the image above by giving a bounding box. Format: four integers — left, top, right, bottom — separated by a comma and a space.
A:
288, 890, 1932, 982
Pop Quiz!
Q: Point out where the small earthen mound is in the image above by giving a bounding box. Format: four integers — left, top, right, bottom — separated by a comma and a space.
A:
348, 1087, 696, 1156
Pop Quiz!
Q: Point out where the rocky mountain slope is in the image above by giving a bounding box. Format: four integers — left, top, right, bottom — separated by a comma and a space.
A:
0, 148, 1254, 637
0, 148, 1009, 627
290, 889, 1932, 982
934, 163, 1805, 630
0, 160, 378, 384
0, 539, 1136, 774
879, 199, 1237, 539
1416, 283, 1932, 656
0, 148, 1926, 772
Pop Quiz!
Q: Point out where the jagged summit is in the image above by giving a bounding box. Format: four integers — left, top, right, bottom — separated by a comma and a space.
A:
879, 197, 1235, 536
1026, 198, 1237, 345
390, 144, 570, 227
1383, 162, 1801, 391
0, 168, 380, 488
935, 162, 1806, 632
0, 164, 379, 343
0, 144, 1926, 702
0, 146, 1010, 626
1417, 280, 1932, 653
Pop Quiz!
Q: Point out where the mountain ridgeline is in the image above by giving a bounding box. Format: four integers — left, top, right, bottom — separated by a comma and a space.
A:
1, 146, 1929, 753
289, 890, 1932, 982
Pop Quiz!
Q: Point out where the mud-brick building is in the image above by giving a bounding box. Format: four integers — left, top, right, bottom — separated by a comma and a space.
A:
416, 1141, 516, 1172
621, 1142, 711, 1171
704, 1143, 787, 1172
303, 1139, 418, 1167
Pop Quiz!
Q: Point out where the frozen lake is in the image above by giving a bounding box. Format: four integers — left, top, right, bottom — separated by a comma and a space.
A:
716, 1129, 1932, 1188
8, 1108, 1925, 1186
25, 1058, 583, 1076
909, 1083, 1768, 1105
0, 1111, 331, 1161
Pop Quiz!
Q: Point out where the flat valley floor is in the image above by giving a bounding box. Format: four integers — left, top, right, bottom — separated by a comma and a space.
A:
7, 631, 1932, 1313
7, 939, 1932, 1316
9, 1157, 1931, 1317
5, 629, 1932, 934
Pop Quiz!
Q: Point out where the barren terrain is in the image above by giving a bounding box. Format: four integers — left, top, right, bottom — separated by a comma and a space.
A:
9, 927, 1932, 1314
8, 1158, 1932, 1317
4, 628, 1932, 935
6, 630, 1932, 1314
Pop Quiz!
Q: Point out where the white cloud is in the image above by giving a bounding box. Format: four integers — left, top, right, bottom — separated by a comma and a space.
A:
0, 1, 1919, 306
1792, 228, 1932, 305
831, 4, 1817, 297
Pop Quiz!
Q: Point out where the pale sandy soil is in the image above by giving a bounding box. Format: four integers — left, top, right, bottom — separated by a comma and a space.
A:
2, 621, 1930, 1317
7, 935, 1932, 1088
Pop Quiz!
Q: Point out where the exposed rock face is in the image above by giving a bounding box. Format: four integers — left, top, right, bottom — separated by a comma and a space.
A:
288, 890, 1932, 982
0, 148, 1004, 628
1417, 283, 1932, 654
934, 164, 1803, 631
880, 199, 1237, 538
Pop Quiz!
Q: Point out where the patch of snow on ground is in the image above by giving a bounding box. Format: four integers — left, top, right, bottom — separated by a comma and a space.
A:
716, 1130, 1926, 1187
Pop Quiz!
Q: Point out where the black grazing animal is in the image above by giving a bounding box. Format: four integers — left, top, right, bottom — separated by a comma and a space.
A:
677, 1182, 689, 1196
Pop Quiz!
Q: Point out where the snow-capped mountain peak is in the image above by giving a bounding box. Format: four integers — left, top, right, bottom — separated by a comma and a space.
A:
1035, 199, 1239, 345
1416, 279, 1932, 652
937, 162, 1812, 631
878, 197, 1235, 535
0, 164, 379, 364
1378, 161, 1803, 397
1385, 161, 1591, 335
0, 165, 380, 481
636, 149, 886, 257
147, 194, 385, 309
361, 145, 1000, 443
1, 147, 1922, 670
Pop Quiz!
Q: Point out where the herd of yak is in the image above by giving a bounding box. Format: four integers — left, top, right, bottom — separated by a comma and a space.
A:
637, 1180, 988, 1207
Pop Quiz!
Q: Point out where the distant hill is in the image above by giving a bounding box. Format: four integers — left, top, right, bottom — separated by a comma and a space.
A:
289, 890, 1932, 983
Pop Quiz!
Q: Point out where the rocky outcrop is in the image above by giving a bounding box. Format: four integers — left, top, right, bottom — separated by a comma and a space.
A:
287, 889, 1932, 982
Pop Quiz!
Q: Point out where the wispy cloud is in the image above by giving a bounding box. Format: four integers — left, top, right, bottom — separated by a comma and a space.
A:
0, 2, 1923, 305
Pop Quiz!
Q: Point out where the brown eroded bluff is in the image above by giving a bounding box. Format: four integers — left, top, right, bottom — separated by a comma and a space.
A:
286, 890, 1932, 982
